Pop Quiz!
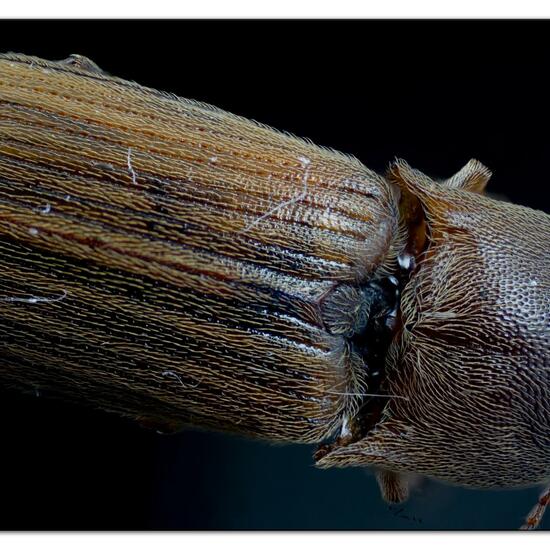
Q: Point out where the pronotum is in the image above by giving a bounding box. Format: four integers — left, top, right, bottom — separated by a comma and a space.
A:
0, 53, 548, 529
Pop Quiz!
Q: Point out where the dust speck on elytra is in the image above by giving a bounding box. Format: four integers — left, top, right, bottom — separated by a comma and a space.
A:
0, 289, 67, 304
162, 370, 199, 390
240, 156, 312, 233
127, 147, 138, 185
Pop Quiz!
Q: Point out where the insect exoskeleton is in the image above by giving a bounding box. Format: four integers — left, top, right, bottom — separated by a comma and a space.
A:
0, 54, 548, 524
317, 160, 550, 505
0, 53, 403, 444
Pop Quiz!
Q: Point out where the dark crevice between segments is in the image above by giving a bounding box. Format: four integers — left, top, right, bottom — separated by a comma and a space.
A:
315, 171, 433, 461
351, 277, 400, 438
315, 273, 405, 460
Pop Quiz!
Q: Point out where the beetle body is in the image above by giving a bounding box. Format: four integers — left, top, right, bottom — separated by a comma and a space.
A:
0, 53, 402, 443
319, 161, 550, 496
0, 53, 548, 519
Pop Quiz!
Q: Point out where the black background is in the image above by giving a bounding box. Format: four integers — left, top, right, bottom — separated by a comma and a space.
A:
0, 20, 548, 530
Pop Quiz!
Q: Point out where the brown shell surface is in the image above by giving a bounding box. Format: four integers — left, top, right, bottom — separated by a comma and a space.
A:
320, 162, 550, 488
0, 54, 401, 442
